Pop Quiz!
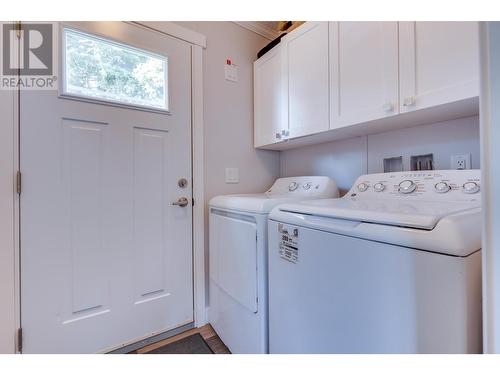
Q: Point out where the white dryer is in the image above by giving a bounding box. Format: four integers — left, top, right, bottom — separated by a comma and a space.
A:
268, 170, 482, 354
209, 177, 339, 353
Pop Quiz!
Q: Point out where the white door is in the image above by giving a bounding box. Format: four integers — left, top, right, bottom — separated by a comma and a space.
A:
330, 21, 399, 129
282, 22, 330, 139
254, 44, 284, 147
20, 22, 194, 353
399, 21, 479, 113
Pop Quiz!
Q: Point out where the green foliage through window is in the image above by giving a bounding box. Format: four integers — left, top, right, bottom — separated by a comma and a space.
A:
64, 29, 167, 110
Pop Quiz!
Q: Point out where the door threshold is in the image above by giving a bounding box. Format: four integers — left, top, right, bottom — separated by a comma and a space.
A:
107, 322, 195, 354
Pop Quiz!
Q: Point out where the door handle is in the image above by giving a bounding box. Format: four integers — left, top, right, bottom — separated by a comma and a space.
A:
172, 197, 189, 207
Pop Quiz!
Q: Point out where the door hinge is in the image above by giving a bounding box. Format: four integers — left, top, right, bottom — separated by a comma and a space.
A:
15, 21, 22, 39
17, 328, 22, 353
16, 171, 21, 195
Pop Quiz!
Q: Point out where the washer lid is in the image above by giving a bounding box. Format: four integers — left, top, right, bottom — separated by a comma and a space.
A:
277, 198, 481, 230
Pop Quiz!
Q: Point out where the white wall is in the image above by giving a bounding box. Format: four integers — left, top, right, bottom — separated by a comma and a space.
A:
281, 115, 480, 195
0, 90, 16, 353
280, 136, 367, 194
176, 22, 281, 304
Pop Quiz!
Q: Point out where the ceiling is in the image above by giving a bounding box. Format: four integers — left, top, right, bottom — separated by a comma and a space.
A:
233, 21, 282, 40
255, 21, 281, 32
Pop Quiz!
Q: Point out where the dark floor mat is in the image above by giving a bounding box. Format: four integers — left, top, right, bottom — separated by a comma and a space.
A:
205, 335, 231, 354
146, 333, 214, 354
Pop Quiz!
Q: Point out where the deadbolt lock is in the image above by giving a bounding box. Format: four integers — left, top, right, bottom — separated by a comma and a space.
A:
178, 178, 188, 188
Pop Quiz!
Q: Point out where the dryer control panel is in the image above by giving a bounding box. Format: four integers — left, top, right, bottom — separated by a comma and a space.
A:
347, 170, 481, 202
265, 176, 339, 199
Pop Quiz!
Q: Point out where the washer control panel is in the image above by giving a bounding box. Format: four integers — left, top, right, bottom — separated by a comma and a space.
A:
266, 176, 339, 199
348, 170, 481, 202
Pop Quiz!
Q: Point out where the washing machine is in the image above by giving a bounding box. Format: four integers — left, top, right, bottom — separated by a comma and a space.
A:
208, 176, 339, 353
268, 170, 482, 354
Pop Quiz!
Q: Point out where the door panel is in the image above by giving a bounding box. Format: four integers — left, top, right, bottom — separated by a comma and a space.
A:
283, 22, 329, 138
399, 21, 479, 113
254, 45, 283, 147
21, 22, 193, 353
210, 213, 258, 313
133, 128, 170, 299
63, 119, 109, 313
330, 21, 399, 128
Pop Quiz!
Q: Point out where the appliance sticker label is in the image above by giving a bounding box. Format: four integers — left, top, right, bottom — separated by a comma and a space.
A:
279, 227, 299, 264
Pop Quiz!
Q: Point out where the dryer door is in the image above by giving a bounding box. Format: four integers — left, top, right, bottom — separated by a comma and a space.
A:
210, 211, 258, 313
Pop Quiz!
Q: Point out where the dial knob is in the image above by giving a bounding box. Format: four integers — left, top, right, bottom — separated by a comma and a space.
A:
434, 182, 450, 193
288, 182, 299, 192
302, 182, 311, 190
463, 182, 480, 194
398, 180, 417, 194
357, 183, 369, 192
373, 183, 385, 192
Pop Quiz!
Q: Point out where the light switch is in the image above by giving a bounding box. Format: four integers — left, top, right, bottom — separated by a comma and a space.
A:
225, 168, 239, 184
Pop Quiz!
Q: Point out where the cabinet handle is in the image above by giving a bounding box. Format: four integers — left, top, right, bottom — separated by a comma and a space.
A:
403, 96, 416, 107
382, 102, 394, 113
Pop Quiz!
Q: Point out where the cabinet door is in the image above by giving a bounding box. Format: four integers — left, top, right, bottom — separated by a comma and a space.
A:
399, 22, 479, 113
282, 22, 329, 138
330, 22, 399, 129
254, 45, 283, 147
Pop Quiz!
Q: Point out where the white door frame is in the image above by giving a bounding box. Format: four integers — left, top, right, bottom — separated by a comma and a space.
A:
479, 21, 500, 354
0, 21, 206, 353
0, 72, 21, 354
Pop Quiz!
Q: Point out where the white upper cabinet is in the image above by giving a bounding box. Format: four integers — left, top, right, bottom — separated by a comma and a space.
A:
254, 21, 480, 150
330, 22, 399, 129
282, 22, 330, 138
399, 22, 479, 113
254, 44, 283, 148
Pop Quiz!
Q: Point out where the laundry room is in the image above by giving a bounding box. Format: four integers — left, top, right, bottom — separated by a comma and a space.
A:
2, 1, 500, 374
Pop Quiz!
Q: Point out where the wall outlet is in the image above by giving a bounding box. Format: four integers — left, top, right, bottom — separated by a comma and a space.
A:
225, 167, 239, 183
451, 153, 472, 170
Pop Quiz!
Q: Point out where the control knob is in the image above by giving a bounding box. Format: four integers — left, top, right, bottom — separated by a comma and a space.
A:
288, 182, 299, 192
434, 182, 450, 193
373, 183, 385, 192
398, 180, 417, 194
302, 182, 312, 190
357, 182, 369, 192
463, 182, 480, 194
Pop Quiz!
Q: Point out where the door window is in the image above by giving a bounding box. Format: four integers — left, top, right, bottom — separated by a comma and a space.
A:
62, 28, 168, 111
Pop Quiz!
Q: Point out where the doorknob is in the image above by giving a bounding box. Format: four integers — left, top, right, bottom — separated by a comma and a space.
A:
172, 197, 189, 207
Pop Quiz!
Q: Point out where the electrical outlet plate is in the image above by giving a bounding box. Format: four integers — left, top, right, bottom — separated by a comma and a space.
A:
451, 153, 472, 170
